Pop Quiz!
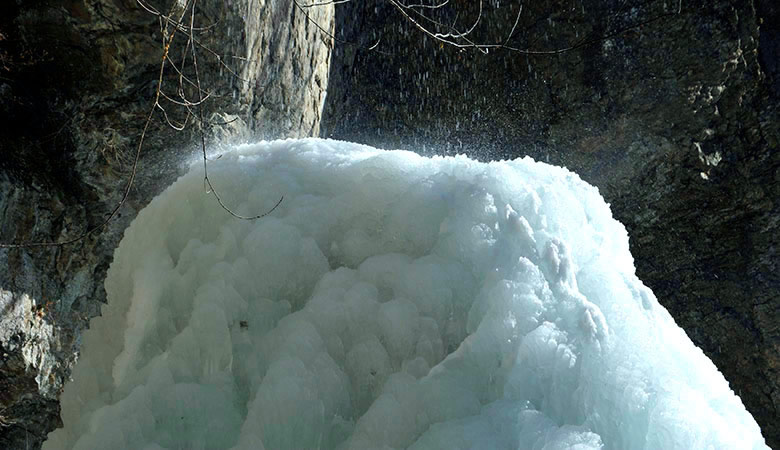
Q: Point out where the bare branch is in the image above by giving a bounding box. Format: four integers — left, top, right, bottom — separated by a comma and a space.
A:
298, 0, 351, 7
189, 34, 251, 83
387, 0, 489, 54
137, 0, 218, 33
502, 4, 522, 48
396, 0, 482, 41
293, 0, 390, 55
188, 0, 283, 220
156, 100, 190, 130
387, 0, 681, 56
404, 0, 449, 10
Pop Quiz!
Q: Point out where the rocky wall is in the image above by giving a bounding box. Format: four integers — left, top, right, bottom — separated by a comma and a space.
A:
0, 0, 334, 448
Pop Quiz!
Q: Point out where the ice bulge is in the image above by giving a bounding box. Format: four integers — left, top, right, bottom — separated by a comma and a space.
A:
44, 139, 768, 449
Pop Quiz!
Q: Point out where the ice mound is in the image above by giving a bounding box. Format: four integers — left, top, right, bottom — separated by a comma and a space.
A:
44, 139, 768, 449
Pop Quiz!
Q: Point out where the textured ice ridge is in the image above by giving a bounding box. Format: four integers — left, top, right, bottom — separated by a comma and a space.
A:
44, 139, 768, 449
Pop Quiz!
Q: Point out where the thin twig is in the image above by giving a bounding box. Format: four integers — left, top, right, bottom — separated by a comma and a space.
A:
405, 0, 449, 10
298, 0, 351, 7
292, 0, 390, 55
388, 0, 681, 55
189, 0, 283, 220
502, 4, 522, 48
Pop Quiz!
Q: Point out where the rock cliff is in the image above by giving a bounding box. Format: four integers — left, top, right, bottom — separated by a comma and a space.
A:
0, 0, 333, 447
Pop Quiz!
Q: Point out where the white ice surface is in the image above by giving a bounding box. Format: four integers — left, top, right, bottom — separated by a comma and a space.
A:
44, 139, 768, 449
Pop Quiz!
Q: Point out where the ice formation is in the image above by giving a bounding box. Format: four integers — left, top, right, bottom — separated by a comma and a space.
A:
44, 139, 768, 449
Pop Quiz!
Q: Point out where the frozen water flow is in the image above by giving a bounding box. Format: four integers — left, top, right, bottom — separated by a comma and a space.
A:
44, 139, 768, 449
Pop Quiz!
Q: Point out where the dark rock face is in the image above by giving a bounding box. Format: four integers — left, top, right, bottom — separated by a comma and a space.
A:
322, 0, 778, 446
0, 1, 333, 448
